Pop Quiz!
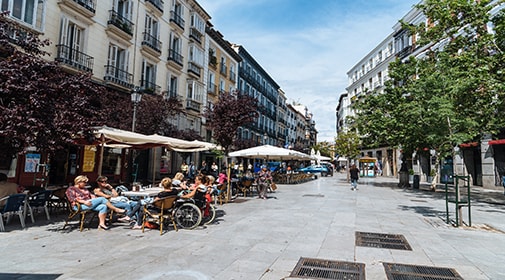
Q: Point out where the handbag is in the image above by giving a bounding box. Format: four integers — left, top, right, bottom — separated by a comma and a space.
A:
271, 182, 277, 191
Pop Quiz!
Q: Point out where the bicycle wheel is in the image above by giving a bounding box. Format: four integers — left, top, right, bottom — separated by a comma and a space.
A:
174, 203, 201, 230
201, 204, 216, 225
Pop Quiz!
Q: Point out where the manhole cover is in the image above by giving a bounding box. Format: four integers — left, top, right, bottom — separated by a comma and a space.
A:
383, 262, 463, 279
355, 232, 412, 250
290, 257, 365, 280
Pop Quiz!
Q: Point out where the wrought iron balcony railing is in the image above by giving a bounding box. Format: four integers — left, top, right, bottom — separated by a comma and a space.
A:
55, 44, 94, 72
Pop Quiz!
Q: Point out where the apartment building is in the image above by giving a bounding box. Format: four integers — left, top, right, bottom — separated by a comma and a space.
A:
25, 0, 209, 136
337, 1, 505, 188
340, 33, 397, 176
204, 24, 241, 141
232, 44, 280, 146
276, 89, 289, 148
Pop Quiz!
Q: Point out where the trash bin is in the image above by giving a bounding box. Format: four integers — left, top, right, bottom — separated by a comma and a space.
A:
413, 175, 420, 189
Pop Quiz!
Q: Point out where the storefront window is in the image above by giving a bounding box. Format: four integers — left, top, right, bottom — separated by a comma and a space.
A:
102, 148, 122, 175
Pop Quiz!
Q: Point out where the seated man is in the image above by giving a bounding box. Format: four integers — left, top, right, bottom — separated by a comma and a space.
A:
66, 175, 126, 230
0, 173, 18, 207
93, 176, 138, 223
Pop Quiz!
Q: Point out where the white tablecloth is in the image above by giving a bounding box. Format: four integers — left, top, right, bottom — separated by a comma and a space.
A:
122, 187, 163, 198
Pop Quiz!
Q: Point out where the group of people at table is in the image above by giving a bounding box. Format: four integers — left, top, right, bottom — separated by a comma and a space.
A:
65, 165, 273, 231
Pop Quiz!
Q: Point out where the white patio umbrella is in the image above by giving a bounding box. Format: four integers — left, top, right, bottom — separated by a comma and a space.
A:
228, 145, 312, 161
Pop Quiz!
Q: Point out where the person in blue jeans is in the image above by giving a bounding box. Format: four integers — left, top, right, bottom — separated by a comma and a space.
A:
93, 176, 138, 223
349, 164, 360, 191
66, 175, 126, 230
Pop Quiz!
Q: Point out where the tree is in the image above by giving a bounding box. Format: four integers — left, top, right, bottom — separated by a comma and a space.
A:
353, 0, 505, 188
203, 91, 258, 156
334, 131, 361, 181
312, 141, 334, 158
0, 13, 112, 158
0, 12, 193, 164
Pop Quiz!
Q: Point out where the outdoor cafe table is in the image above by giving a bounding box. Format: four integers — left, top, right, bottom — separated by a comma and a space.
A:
121, 187, 163, 198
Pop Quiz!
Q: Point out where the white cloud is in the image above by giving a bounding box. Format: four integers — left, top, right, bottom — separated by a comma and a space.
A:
199, 0, 419, 142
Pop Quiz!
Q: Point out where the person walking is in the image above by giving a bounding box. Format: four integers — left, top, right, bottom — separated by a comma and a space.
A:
255, 165, 272, 199
188, 161, 196, 181
349, 164, 360, 191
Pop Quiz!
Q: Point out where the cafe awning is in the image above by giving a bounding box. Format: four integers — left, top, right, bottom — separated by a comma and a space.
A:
359, 156, 377, 163
92, 126, 167, 149
488, 139, 505, 145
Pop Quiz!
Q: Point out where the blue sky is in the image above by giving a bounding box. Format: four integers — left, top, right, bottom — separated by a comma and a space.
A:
199, 0, 420, 142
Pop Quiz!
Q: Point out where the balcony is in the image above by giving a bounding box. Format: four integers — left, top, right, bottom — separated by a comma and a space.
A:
58, 0, 96, 19
397, 46, 413, 59
163, 89, 178, 99
55, 44, 94, 73
188, 61, 201, 78
189, 27, 202, 44
106, 10, 133, 41
141, 32, 162, 58
207, 83, 217, 95
140, 80, 161, 95
104, 65, 134, 89
145, 0, 164, 17
169, 11, 185, 30
229, 70, 236, 82
219, 64, 227, 77
208, 56, 217, 69
167, 49, 183, 68
186, 99, 201, 112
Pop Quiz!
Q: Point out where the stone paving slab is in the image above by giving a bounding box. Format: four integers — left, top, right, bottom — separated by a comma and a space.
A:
0, 173, 504, 279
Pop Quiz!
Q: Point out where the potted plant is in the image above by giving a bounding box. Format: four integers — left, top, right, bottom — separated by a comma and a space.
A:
428, 169, 436, 183
408, 169, 414, 182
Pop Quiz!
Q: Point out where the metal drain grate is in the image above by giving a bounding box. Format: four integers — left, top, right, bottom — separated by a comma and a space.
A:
383, 262, 463, 280
355, 231, 412, 250
290, 257, 365, 280
303, 194, 325, 197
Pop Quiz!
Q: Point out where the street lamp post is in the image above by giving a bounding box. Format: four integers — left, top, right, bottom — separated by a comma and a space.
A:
131, 87, 142, 132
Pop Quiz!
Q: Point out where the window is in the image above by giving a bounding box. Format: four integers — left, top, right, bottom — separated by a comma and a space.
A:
113, 0, 132, 19
169, 32, 181, 52
219, 78, 225, 92
141, 59, 157, 91
168, 75, 178, 97
188, 44, 204, 66
107, 44, 129, 81
186, 80, 203, 102
60, 18, 82, 49
144, 14, 159, 39
190, 12, 205, 33
1, 0, 41, 27
207, 71, 215, 89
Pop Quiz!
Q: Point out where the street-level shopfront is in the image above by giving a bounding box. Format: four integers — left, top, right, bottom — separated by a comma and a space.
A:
2, 127, 216, 190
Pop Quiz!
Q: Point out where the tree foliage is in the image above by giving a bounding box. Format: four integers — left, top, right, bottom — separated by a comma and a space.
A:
334, 131, 361, 161
0, 14, 109, 157
353, 0, 505, 164
203, 91, 258, 155
312, 141, 334, 158
0, 13, 190, 162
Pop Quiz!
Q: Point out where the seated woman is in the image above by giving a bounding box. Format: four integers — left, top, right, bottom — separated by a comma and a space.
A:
93, 176, 137, 223
66, 175, 126, 230
180, 174, 208, 200
155, 177, 180, 200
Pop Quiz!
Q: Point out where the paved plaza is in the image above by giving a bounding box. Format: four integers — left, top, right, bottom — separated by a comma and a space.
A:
0, 173, 504, 280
